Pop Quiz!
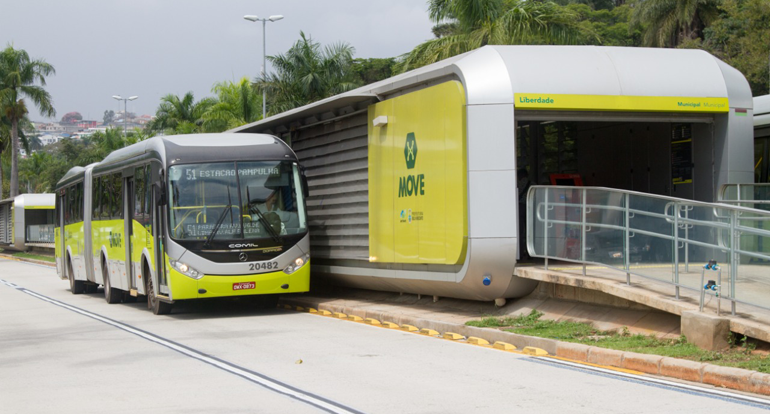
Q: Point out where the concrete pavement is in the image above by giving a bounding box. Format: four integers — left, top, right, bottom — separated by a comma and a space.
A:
2, 257, 770, 413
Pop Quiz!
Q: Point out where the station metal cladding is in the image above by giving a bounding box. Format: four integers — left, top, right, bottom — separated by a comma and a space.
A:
232, 46, 754, 303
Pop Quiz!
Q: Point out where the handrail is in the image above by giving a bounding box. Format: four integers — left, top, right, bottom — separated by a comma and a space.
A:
527, 185, 770, 316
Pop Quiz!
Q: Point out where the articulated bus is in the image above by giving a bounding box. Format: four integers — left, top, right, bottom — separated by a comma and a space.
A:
55, 133, 310, 314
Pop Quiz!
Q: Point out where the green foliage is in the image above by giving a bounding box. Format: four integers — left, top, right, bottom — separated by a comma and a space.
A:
0, 44, 56, 197
255, 32, 360, 114
351, 58, 397, 86
399, 0, 592, 72
467, 309, 770, 372
692, 0, 770, 95
631, 0, 722, 47
201, 77, 262, 132
146, 91, 216, 135
18, 128, 150, 194
567, 3, 642, 46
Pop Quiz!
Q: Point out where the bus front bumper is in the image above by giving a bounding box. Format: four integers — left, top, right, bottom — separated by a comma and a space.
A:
167, 260, 310, 300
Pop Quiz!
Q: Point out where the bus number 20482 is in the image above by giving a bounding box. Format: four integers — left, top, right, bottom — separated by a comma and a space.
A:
249, 262, 278, 271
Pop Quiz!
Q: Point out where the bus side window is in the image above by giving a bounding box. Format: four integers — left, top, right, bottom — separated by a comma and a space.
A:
135, 165, 145, 224
101, 176, 112, 220
76, 182, 84, 222
92, 177, 100, 220
113, 173, 124, 219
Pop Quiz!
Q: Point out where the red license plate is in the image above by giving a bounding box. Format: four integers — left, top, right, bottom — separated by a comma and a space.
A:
233, 282, 256, 291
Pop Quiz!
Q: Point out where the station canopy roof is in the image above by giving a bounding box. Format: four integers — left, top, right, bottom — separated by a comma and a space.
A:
756, 95, 770, 128
232, 45, 752, 134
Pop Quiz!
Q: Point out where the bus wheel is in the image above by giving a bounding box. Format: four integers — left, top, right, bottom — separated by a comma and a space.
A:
146, 273, 172, 315
103, 262, 122, 304
68, 258, 85, 294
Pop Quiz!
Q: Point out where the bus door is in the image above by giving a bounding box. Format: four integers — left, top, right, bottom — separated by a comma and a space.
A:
151, 165, 169, 294
57, 190, 66, 275
124, 172, 136, 292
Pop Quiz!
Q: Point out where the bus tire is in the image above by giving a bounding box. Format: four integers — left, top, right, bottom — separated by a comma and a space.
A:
68, 257, 85, 294
146, 267, 172, 315
103, 261, 122, 304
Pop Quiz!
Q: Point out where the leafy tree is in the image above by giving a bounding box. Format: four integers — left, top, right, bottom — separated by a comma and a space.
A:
552, 0, 618, 11
19, 151, 53, 192
566, 2, 642, 46
103, 109, 115, 125
689, 0, 770, 95
631, 0, 722, 47
61, 111, 82, 124
255, 32, 360, 114
0, 45, 56, 197
351, 58, 397, 85
201, 77, 262, 132
398, 0, 590, 72
145, 92, 216, 135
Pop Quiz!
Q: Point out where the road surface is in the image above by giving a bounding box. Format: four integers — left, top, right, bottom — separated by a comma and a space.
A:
1, 257, 769, 413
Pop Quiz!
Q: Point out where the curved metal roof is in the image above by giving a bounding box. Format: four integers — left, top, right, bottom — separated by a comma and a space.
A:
232, 45, 752, 134
755, 95, 770, 127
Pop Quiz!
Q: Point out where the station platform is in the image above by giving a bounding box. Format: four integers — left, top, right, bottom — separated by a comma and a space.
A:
515, 261, 770, 344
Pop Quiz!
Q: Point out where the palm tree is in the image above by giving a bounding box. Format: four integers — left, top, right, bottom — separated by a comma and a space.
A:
146, 92, 216, 135
398, 0, 588, 72
0, 45, 56, 197
631, 0, 722, 47
255, 32, 360, 114
202, 77, 262, 132
19, 150, 52, 192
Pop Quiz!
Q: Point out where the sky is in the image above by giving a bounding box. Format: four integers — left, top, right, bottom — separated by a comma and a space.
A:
1, 0, 435, 122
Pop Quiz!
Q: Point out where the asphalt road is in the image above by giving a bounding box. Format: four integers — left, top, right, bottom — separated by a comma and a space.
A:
2, 257, 770, 414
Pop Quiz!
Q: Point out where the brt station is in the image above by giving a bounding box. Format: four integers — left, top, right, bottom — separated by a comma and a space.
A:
234, 45, 769, 324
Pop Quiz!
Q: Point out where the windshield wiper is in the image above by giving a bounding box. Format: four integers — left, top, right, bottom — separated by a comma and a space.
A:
247, 186, 281, 244
204, 186, 233, 248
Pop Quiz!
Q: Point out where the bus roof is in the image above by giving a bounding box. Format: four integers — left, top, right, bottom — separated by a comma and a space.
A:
91, 133, 295, 176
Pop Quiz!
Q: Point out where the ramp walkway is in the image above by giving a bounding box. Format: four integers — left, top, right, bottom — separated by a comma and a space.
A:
524, 185, 770, 343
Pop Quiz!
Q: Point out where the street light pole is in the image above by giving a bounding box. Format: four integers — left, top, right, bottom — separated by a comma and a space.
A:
244, 14, 284, 119
112, 95, 138, 138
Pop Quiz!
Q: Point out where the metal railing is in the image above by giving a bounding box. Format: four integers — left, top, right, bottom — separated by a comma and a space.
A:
26, 224, 55, 243
527, 186, 770, 315
719, 183, 770, 208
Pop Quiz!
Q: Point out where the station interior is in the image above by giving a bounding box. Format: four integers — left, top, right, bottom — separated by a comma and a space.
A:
516, 117, 715, 202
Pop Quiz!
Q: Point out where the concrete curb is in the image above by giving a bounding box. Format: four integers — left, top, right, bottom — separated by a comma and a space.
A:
281, 296, 770, 397
0, 253, 56, 267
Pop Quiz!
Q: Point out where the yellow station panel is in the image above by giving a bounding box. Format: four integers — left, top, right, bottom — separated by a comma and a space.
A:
368, 81, 468, 265
514, 93, 730, 113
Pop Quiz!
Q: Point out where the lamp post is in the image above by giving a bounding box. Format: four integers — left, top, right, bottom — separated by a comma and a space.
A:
244, 14, 283, 119
112, 95, 138, 138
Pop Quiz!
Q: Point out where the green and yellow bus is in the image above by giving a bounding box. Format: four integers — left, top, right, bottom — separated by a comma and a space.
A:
55, 133, 310, 314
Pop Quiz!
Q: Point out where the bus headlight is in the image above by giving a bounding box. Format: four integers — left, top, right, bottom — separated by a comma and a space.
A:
284, 253, 309, 274
170, 259, 203, 280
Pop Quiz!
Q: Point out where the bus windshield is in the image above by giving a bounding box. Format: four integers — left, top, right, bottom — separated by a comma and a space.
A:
168, 161, 307, 243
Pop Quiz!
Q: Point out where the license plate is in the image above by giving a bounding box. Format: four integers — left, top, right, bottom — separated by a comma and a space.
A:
233, 282, 256, 291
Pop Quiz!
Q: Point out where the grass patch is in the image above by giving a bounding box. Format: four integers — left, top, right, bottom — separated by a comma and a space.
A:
467, 309, 770, 373
12, 252, 55, 263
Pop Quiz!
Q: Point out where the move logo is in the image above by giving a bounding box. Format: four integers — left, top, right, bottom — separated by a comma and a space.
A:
404, 132, 418, 169
399, 132, 425, 198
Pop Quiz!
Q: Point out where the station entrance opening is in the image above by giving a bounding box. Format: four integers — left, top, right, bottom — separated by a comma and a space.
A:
516, 114, 715, 202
